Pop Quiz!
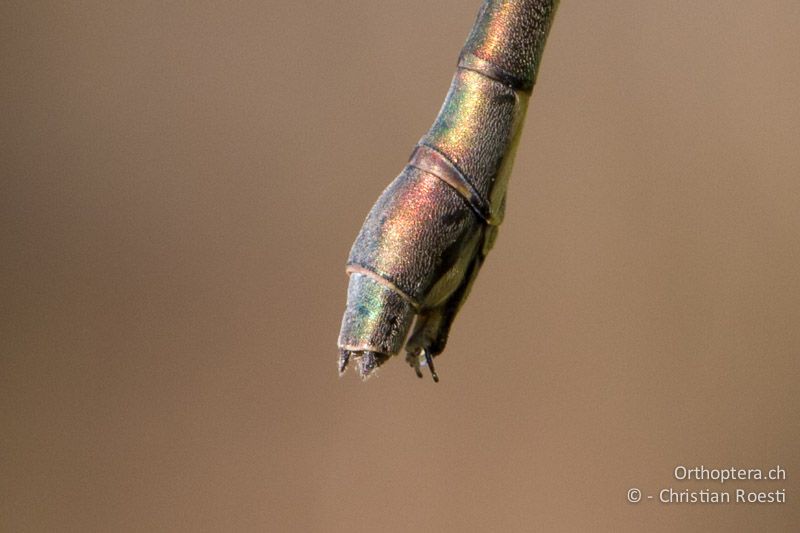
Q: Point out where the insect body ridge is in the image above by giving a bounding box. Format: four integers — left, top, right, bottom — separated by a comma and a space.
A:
338, 0, 558, 380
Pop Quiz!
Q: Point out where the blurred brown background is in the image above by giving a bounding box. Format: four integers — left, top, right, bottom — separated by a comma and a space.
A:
2, 1, 799, 531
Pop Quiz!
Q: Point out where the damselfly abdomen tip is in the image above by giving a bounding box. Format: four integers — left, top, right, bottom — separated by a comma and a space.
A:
337, 0, 558, 381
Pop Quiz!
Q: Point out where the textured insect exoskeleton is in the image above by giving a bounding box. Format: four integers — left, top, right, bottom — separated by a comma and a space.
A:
338, 0, 558, 380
